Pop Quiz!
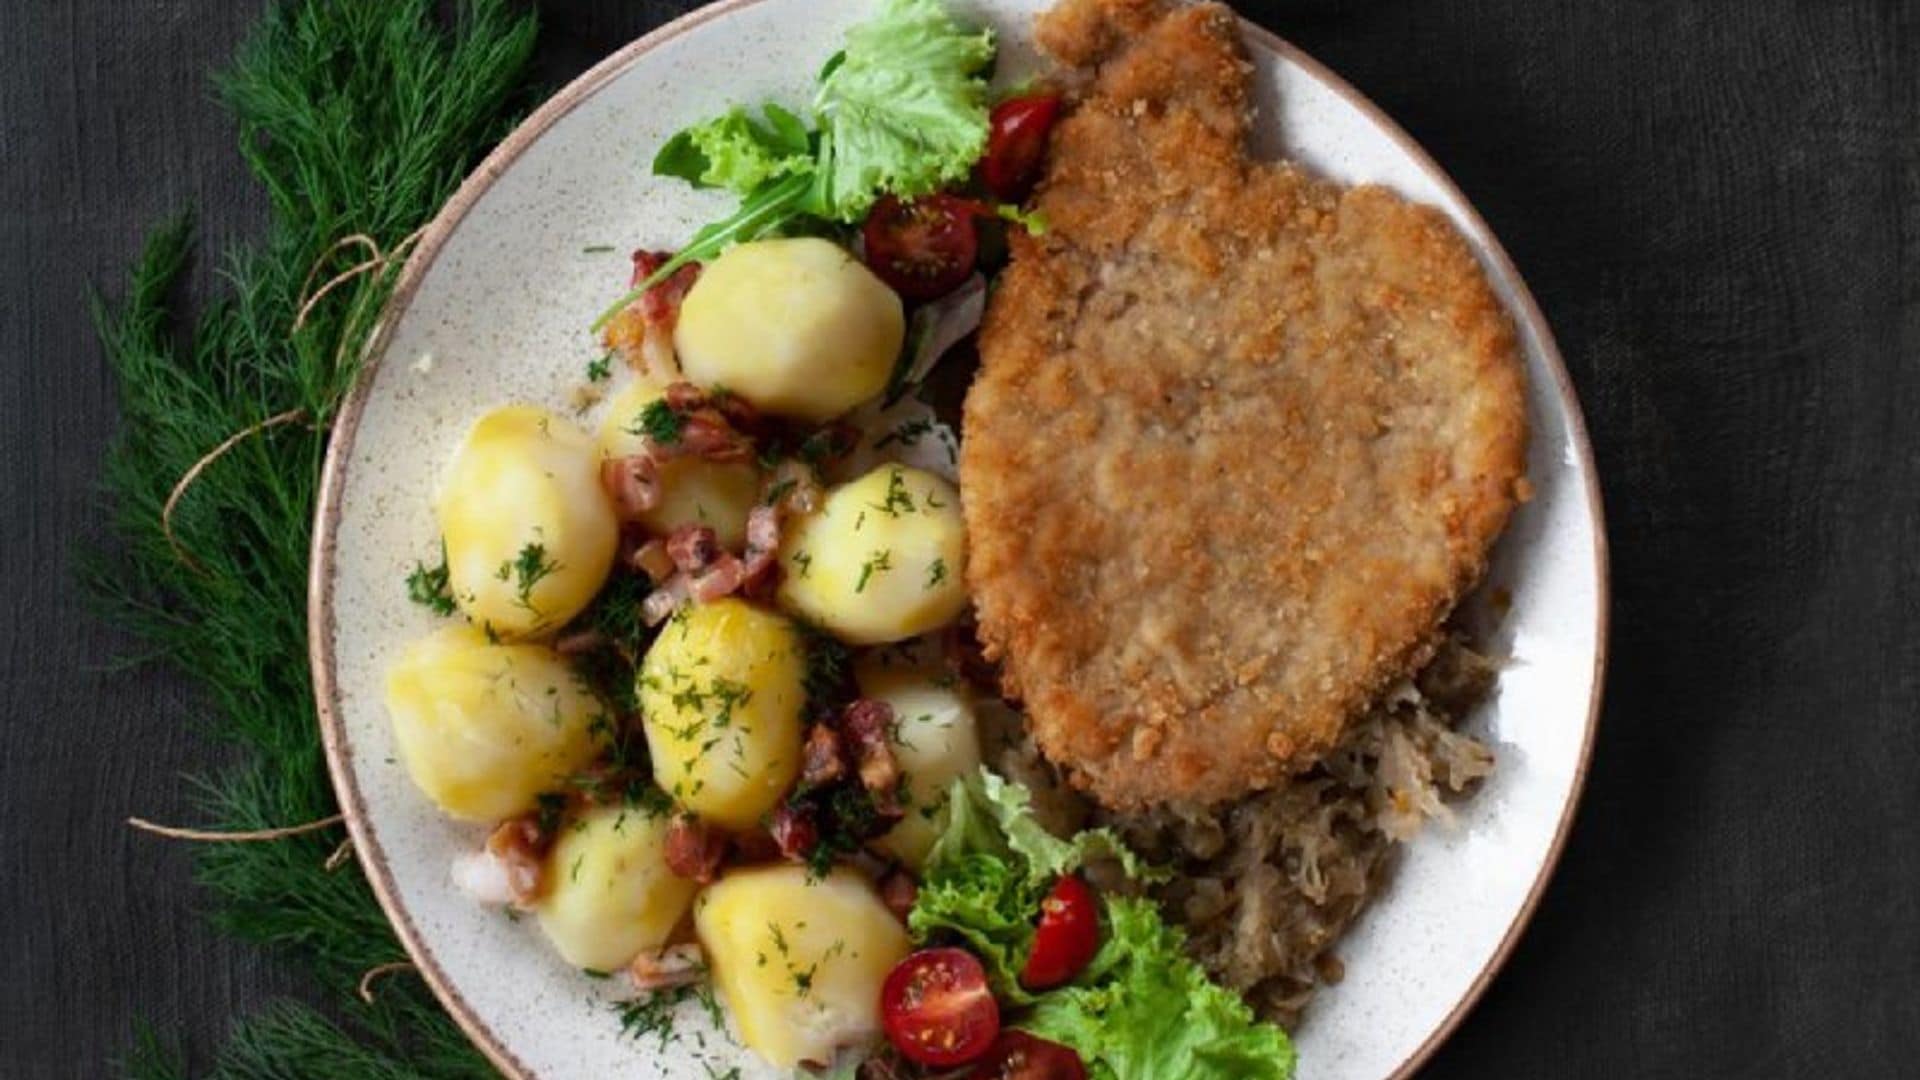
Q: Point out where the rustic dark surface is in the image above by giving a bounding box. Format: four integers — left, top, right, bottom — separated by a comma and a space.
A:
4, 1, 1917, 1077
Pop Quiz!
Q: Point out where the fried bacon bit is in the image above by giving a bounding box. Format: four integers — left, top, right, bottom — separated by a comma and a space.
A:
652, 383, 755, 464
841, 699, 903, 815
770, 802, 820, 862
628, 536, 676, 583
663, 812, 728, 884
688, 553, 746, 602
631, 253, 699, 321
730, 827, 782, 864
640, 574, 691, 626
878, 868, 919, 923
740, 505, 783, 595
666, 524, 720, 572
485, 816, 554, 907
602, 454, 663, 517
800, 723, 849, 790
604, 251, 701, 378
627, 942, 707, 993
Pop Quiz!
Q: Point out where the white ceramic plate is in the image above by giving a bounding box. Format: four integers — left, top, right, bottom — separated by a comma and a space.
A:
311, 2, 1608, 1077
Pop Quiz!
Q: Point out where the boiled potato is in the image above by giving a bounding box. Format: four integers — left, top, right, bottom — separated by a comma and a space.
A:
856, 663, 981, 870
638, 599, 805, 829
536, 804, 697, 972
598, 377, 762, 549
384, 625, 603, 822
777, 465, 967, 645
435, 404, 617, 638
695, 865, 910, 1068
674, 238, 904, 422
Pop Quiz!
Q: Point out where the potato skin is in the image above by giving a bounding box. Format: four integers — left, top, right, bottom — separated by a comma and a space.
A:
435, 404, 617, 639
535, 804, 697, 971
674, 238, 904, 422
637, 599, 806, 829
776, 465, 968, 645
384, 625, 604, 822
598, 377, 762, 549
694, 865, 910, 1068
856, 664, 982, 870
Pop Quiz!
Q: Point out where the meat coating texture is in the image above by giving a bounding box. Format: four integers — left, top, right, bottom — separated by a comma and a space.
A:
961, 0, 1529, 809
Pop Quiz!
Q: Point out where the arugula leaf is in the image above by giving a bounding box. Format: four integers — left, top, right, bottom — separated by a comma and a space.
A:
590, 170, 816, 330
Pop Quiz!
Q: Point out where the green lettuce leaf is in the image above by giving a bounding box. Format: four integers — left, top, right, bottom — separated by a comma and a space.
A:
811, 0, 994, 220
652, 104, 812, 194
1022, 898, 1297, 1080
907, 770, 1295, 1079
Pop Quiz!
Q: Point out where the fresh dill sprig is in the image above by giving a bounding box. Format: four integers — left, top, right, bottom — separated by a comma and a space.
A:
405, 546, 456, 615
633, 399, 686, 444
586, 350, 613, 382
87, 1, 536, 1075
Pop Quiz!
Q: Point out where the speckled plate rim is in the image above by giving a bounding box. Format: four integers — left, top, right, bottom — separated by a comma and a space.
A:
309, 3, 1611, 1077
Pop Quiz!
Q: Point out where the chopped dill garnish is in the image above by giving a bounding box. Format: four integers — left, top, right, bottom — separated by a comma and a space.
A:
500, 541, 560, 613
872, 416, 933, 450
791, 549, 813, 578
585, 350, 613, 382
613, 984, 700, 1050
582, 244, 616, 254
405, 548, 456, 615
854, 549, 893, 593
632, 399, 685, 444
800, 625, 851, 716
925, 557, 948, 590
870, 468, 915, 516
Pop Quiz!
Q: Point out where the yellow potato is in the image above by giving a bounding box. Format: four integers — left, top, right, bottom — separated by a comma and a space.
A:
384, 625, 604, 822
695, 865, 910, 1068
674, 238, 904, 422
638, 599, 805, 829
856, 664, 981, 870
598, 378, 762, 549
777, 465, 968, 645
536, 804, 697, 972
435, 405, 617, 639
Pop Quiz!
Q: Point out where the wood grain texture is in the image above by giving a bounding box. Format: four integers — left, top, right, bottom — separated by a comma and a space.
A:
3, 1, 1915, 1077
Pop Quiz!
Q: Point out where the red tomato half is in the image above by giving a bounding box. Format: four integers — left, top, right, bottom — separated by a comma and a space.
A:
881, 947, 1001, 1067
861, 193, 980, 301
968, 1031, 1089, 1080
1020, 876, 1100, 991
981, 94, 1063, 201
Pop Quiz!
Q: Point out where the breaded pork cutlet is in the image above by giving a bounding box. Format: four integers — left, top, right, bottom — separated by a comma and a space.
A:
961, 0, 1529, 809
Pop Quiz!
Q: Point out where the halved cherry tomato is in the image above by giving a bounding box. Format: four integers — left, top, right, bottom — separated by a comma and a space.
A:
968, 1031, 1089, 1080
1019, 876, 1099, 991
981, 94, 1063, 201
861, 193, 979, 301
881, 947, 1001, 1067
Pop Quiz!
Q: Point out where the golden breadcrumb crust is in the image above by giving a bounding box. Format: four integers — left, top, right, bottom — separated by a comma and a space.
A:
961, 0, 1529, 809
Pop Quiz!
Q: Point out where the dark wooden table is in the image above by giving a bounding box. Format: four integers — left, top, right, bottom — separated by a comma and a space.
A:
5, 1, 1916, 1076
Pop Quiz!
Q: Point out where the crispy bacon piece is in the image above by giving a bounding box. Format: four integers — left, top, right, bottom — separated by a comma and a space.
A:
627, 943, 707, 992
630, 252, 699, 321
628, 536, 676, 582
841, 699, 903, 815
663, 813, 728, 884
769, 802, 820, 862
485, 816, 554, 907
666, 524, 720, 573
800, 723, 850, 790
603, 252, 701, 379
878, 868, 919, 924
688, 553, 746, 602
602, 454, 662, 517
740, 505, 784, 596
640, 574, 692, 626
